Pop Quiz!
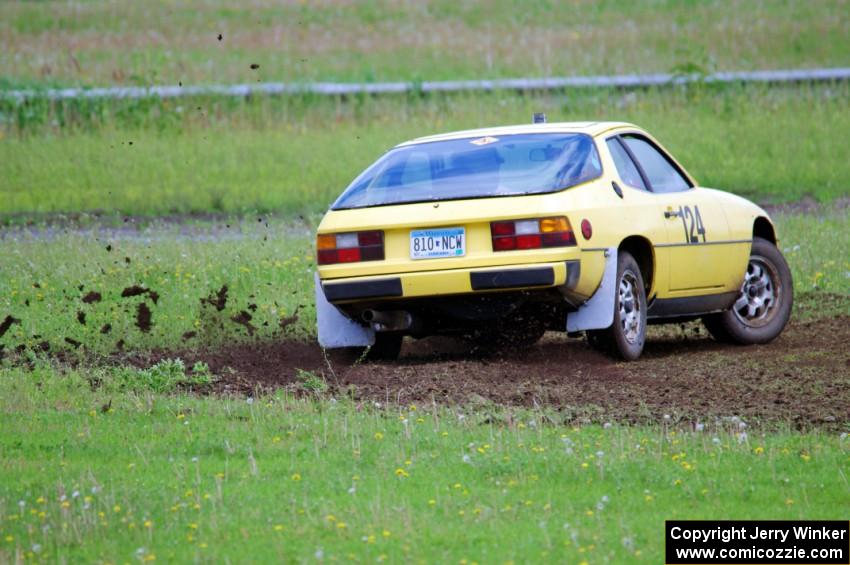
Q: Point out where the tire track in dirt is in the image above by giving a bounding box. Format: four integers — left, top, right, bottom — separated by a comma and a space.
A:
133, 315, 850, 429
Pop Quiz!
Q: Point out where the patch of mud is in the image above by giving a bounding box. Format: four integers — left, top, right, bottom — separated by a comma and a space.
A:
135, 316, 850, 429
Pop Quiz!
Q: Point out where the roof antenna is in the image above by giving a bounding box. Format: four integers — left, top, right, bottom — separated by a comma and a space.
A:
532, 112, 547, 124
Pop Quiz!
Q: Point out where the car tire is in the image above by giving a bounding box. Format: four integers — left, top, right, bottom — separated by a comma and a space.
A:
702, 237, 792, 345
365, 333, 403, 361
586, 251, 647, 361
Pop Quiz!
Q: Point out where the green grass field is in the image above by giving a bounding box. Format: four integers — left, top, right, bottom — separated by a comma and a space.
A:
3, 84, 850, 219
2, 3, 850, 561
0, 366, 846, 563
2, 0, 849, 87
1, 211, 848, 357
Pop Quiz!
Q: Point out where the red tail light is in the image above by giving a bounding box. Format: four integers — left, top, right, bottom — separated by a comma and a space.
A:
490, 217, 576, 252
317, 230, 385, 265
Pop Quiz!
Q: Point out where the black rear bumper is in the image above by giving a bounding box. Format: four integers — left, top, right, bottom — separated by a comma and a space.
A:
322, 265, 559, 302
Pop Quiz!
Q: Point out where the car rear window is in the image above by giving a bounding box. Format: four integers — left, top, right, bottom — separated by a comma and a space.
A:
332, 133, 602, 210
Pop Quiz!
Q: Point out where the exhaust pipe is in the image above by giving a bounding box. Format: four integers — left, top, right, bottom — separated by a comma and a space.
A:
362, 309, 415, 332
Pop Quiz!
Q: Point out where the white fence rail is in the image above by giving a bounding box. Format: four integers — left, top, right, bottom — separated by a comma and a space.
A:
5, 67, 850, 102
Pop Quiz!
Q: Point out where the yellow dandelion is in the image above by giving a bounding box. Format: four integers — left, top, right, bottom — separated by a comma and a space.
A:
374, 432, 384, 440
395, 468, 409, 478
291, 473, 302, 482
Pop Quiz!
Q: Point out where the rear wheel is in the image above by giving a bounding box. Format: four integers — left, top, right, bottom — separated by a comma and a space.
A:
587, 251, 647, 361
702, 237, 792, 344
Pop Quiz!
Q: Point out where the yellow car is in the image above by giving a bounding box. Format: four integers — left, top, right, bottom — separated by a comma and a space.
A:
315, 119, 792, 361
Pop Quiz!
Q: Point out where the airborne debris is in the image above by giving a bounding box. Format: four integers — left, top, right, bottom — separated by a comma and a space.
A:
136, 303, 152, 333
82, 291, 102, 304
0, 315, 21, 339
121, 285, 148, 298
64, 337, 82, 349
231, 310, 256, 336
201, 285, 228, 311
280, 306, 301, 332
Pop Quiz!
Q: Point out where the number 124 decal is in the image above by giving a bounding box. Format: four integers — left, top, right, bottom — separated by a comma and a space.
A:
678, 205, 706, 243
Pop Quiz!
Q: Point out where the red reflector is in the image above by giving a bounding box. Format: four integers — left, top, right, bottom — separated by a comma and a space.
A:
317, 249, 338, 265
358, 230, 383, 246
516, 234, 542, 249
581, 219, 592, 240
491, 222, 515, 236
336, 248, 361, 263
493, 236, 516, 251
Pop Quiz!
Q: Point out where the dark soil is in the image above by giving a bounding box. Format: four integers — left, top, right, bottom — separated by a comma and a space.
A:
133, 315, 850, 429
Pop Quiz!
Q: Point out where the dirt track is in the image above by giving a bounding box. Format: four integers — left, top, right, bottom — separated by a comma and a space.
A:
137, 313, 850, 429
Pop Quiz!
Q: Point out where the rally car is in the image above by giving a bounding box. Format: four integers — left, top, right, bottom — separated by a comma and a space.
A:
314, 119, 793, 361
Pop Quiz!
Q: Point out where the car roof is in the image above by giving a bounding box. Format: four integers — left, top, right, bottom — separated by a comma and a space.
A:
397, 121, 639, 147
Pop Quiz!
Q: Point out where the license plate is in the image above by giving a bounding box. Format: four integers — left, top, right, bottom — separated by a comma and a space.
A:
410, 227, 466, 260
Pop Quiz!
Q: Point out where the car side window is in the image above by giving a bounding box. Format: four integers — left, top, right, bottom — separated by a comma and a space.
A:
606, 138, 646, 190
621, 135, 691, 193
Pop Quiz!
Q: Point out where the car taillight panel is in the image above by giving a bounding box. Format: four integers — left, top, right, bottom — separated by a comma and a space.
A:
317, 230, 385, 265
490, 217, 576, 251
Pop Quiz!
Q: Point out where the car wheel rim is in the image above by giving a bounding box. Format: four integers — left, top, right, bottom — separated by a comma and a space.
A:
618, 271, 641, 344
732, 255, 781, 328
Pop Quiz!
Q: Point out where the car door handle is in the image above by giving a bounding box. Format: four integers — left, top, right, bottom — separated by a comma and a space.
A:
611, 181, 624, 199
664, 209, 680, 219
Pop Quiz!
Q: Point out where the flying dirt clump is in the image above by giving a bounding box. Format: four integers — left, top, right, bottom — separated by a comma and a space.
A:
136, 303, 153, 333
81, 291, 102, 304
231, 310, 257, 336
280, 306, 301, 333
64, 337, 82, 349
0, 315, 21, 339
201, 285, 228, 312
121, 285, 159, 304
